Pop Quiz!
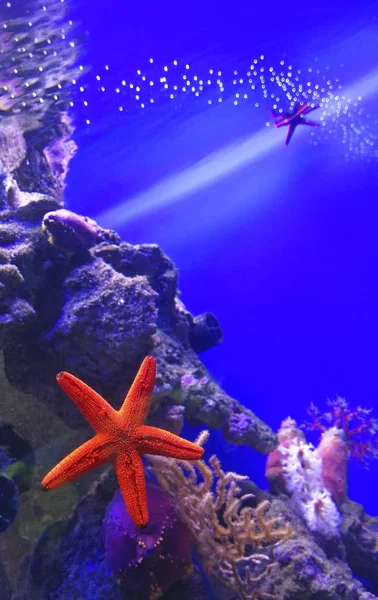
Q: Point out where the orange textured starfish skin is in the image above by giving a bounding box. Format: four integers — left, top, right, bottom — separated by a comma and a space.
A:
41, 356, 204, 527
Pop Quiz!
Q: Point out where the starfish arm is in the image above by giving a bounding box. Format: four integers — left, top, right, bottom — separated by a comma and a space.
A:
136, 425, 205, 460
300, 118, 319, 126
275, 118, 290, 128
115, 448, 149, 528
56, 372, 118, 434
41, 434, 113, 490
285, 124, 296, 145
269, 109, 283, 121
118, 356, 156, 428
303, 104, 320, 115
295, 104, 310, 116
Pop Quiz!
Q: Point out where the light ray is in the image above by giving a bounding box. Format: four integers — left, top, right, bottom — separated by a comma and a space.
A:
97, 123, 281, 227
97, 67, 378, 228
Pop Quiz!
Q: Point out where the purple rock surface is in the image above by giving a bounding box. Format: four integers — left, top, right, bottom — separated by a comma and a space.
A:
104, 481, 192, 599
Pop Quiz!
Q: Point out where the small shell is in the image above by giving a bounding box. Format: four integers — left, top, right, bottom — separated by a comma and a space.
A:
42, 208, 119, 251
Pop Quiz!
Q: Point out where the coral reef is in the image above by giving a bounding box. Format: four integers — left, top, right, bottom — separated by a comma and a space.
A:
0, 76, 277, 597
17, 436, 377, 600
265, 416, 304, 494
42, 114, 78, 192
12, 461, 378, 600
0, 146, 275, 452
148, 432, 378, 599
266, 404, 378, 541
149, 431, 293, 600
12, 469, 209, 600
104, 481, 192, 598
1, 7, 378, 597
317, 426, 349, 505
306, 397, 378, 464
279, 430, 341, 538
149, 432, 378, 599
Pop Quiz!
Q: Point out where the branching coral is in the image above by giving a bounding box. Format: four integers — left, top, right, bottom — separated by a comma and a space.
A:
148, 431, 292, 600
305, 397, 378, 464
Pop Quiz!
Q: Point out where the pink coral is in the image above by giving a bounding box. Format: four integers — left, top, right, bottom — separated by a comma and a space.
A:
266, 399, 378, 509
265, 417, 306, 493
316, 427, 349, 505
304, 397, 378, 505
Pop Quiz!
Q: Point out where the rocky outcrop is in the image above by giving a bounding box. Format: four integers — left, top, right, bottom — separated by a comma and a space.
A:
0, 114, 276, 452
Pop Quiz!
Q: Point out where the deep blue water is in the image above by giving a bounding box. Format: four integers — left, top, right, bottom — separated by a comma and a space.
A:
66, 0, 378, 514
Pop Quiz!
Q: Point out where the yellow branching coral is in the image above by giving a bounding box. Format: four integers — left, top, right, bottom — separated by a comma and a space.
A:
148, 431, 292, 600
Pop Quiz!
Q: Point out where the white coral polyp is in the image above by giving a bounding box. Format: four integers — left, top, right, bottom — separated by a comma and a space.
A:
280, 438, 341, 537
303, 490, 341, 536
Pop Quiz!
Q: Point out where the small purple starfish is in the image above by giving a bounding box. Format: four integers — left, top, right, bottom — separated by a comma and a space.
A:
270, 102, 320, 146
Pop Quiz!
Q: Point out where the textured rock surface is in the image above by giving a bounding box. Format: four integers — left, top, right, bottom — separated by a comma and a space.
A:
265, 498, 375, 600
1, 49, 377, 600
0, 559, 11, 600
13, 471, 378, 600
341, 500, 378, 595
0, 106, 276, 597
0, 153, 276, 451
210, 492, 377, 600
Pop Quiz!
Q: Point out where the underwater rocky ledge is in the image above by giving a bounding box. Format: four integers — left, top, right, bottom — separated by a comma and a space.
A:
0, 110, 274, 453
0, 109, 378, 600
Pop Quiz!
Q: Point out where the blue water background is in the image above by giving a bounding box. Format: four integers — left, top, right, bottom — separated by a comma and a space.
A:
66, 0, 378, 515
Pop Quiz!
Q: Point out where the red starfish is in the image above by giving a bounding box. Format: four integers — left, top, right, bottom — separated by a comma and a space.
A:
41, 356, 204, 527
270, 102, 320, 145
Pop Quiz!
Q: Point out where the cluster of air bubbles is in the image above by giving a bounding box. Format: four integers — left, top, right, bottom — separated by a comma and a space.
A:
73, 55, 377, 161
310, 98, 378, 162
1, 0, 376, 161
0, 0, 86, 130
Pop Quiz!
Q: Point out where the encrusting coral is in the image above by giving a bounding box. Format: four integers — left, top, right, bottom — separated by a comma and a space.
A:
148, 431, 292, 600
